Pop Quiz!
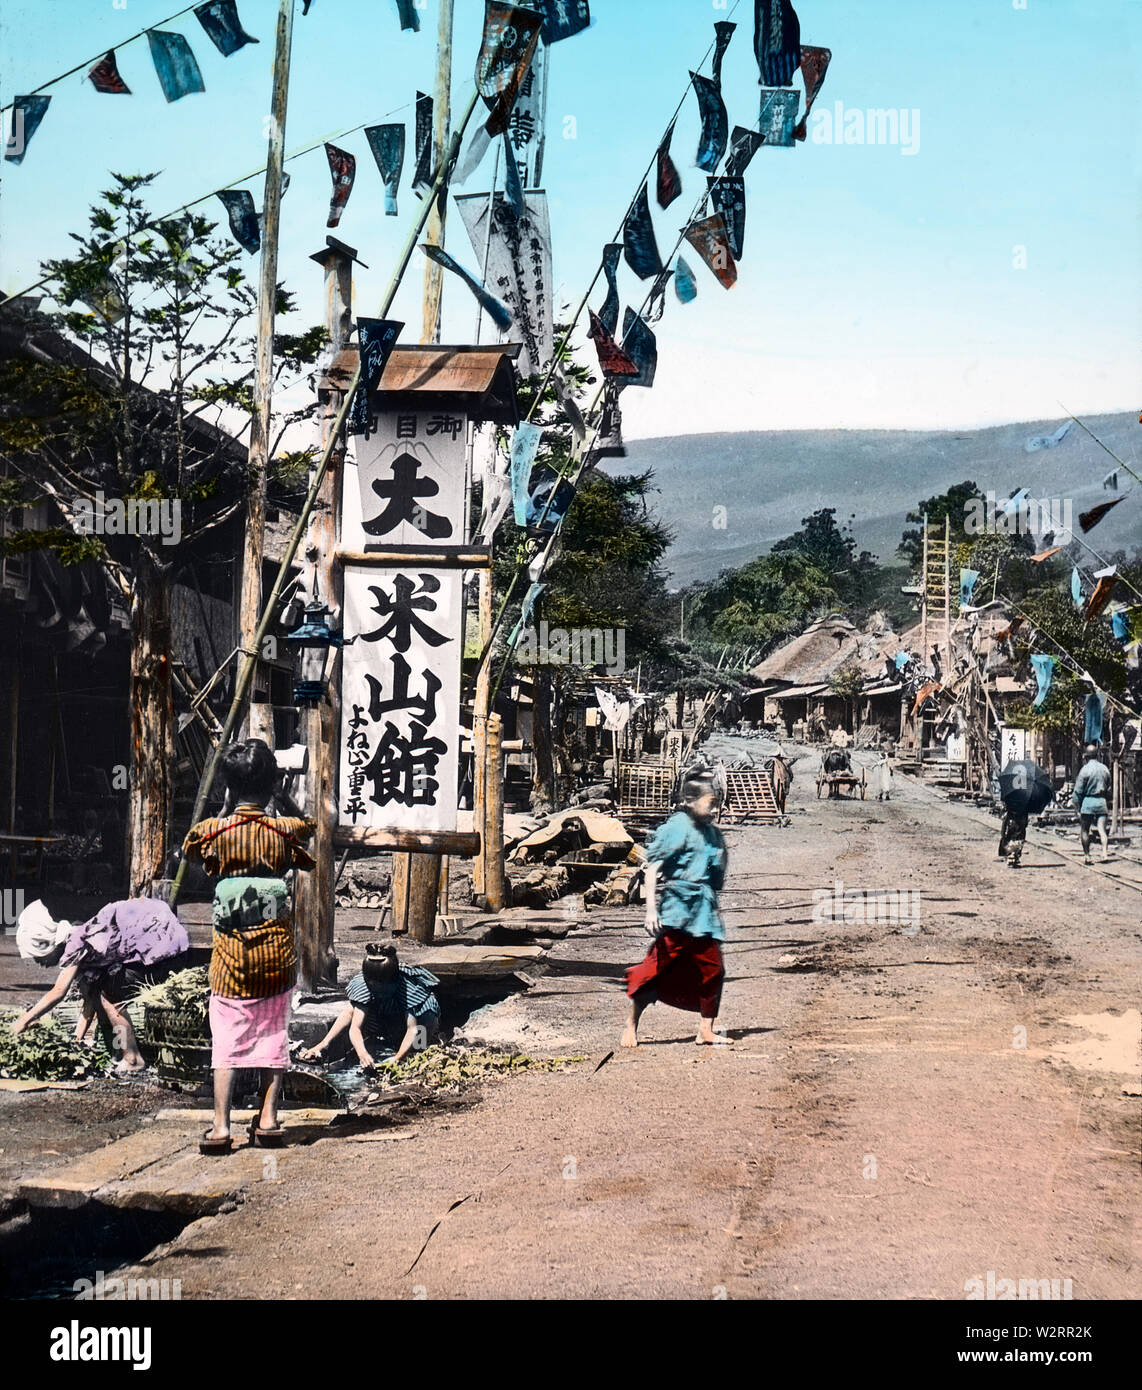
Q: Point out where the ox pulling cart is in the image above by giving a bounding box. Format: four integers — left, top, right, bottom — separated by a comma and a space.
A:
816, 749, 867, 800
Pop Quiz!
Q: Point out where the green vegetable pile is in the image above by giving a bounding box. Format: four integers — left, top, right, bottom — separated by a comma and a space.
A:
0, 1011, 109, 1082
131, 967, 210, 1019
373, 1046, 584, 1092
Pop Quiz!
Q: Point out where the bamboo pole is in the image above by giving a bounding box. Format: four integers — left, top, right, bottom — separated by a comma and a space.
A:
239, 0, 295, 745
421, 0, 454, 344
168, 88, 484, 910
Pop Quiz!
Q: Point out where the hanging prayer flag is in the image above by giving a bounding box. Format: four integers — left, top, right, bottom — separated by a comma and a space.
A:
1071, 567, 1083, 610
508, 34, 548, 186
147, 30, 205, 102
1084, 691, 1106, 744
476, 2, 544, 136
960, 569, 980, 608
349, 318, 404, 438
4, 95, 50, 163
1030, 545, 1064, 563
455, 191, 553, 376
656, 122, 683, 210
794, 46, 831, 140
621, 309, 657, 390
646, 268, 674, 323
509, 582, 547, 645
1030, 654, 1054, 707
759, 88, 800, 146
725, 125, 765, 176
88, 51, 131, 95
393, 0, 420, 32
894, 651, 909, 671
1103, 468, 1119, 490
366, 124, 405, 216
413, 92, 434, 195
595, 382, 625, 458
502, 129, 525, 219
1111, 609, 1129, 642
587, 309, 639, 379
454, 122, 493, 186
683, 214, 738, 289
712, 21, 737, 87
674, 256, 698, 304
216, 189, 260, 252
754, 0, 801, 87
1079, 496, 1125, 533
598, 243, 623, 336
303, 0, 314, 11
527, 466, 575, 532
1001, 487, 1031, 518
536, 0, 590, 43
194, 2, 258, 56
325, 144, 356, 228
623, 185, 664, 281
1085, 572, 1117, 622
510, 422, 544, 526
421, 244, 512, 331
1024, 420, 1072, 452
708, 176, 746, 259
691, 72, 728, 173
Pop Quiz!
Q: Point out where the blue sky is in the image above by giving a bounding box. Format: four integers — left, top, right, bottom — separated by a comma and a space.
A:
1, 0, 1139, 438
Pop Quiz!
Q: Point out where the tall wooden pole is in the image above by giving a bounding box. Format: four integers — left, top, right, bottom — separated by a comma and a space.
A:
484, 712, 506, 909
239, 0, 294, 744
293, 241, 353, 991
421, 0, 454, 343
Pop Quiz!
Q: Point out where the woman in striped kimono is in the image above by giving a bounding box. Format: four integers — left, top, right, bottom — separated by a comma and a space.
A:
183, 740, 315, 1155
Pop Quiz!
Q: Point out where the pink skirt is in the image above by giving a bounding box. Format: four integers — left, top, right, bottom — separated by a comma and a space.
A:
209, 988, 292, 1069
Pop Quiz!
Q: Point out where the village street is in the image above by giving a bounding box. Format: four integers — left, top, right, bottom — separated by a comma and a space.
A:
17, 754, 1120, 1302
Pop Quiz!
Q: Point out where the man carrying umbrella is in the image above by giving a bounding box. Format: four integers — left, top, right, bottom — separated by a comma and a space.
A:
997, 759, 1055, 868
1071, 743, 1112, 863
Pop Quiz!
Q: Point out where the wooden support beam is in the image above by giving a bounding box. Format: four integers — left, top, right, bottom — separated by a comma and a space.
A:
484, 712, 506, 910
334, 827, 480, 856
338, 547, 492, 569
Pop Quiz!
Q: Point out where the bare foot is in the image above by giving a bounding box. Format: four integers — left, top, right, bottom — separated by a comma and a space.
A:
620, 1026, 639, 1048
695, 1025, 721, 1046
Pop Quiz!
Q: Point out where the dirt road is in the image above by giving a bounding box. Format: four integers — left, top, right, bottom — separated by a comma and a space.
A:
84, 754, 1137, 1301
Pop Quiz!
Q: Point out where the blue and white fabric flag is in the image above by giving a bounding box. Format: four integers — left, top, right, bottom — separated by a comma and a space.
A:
527, 467, 575, 531
1111, 609, 1130, 641
147, 30, 205, 102
959, 568, 980, 608
536, 0, 590, 43
894, 650, 909, 671
393, 0, 420, 32
674, 256, 698, 304
1024, 420, 1072, 453
708, 176, 746, 259
712, 21, 737, 86
759, 88, 799, 145
1071, 567, 1084, 610
621, 309, 657, 390
366, 124, 405, 216
1030, 653, 1054, 707
691, 71, 728, 172
1084, 691, 1106, 744
454, 122, 494, 185
194, 2, 258, 56
754, 0, 801, 87
413, 91, 434, 195
509, 582, 547, 647
510, 422, 544, 526
622, 185, 664, 280
216, 189, 260, 252
4, 94, 50, 163
725, 125, 765, 176
422, 245, 512, 330
598, 243, 623, 336
349, 318, 403, 438
1001, 487, 1031, 518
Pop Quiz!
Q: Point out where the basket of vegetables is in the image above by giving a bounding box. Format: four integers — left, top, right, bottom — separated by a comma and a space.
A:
133, 968, 211, 1083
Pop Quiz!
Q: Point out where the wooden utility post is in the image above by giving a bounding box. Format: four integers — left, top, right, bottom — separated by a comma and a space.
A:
293, 237, 356, 991
421, 0, 454, 343
239, 0, 294, 745
484, 711, 506, 908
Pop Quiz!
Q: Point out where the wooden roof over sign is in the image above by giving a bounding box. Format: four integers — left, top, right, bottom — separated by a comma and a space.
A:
320, 343, 522, 425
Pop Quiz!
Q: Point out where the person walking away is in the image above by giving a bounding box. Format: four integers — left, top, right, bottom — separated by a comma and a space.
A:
622, 773, 728, 1048
300, 942, 439, 1070
183, 739, 315, 1154
997, 809, 1029, 867
1071, 743, 1112, 863
13, 898, 188, 1074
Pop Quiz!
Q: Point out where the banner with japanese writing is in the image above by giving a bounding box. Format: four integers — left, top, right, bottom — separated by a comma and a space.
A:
346, 407, 468, 550
507, 36, 547, 187
339, 567, 462, 833
455, 190, 554, 377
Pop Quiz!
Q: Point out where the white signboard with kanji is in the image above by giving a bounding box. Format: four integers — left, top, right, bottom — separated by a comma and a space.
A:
343, 408, 468, 553
338, 567, 463, 832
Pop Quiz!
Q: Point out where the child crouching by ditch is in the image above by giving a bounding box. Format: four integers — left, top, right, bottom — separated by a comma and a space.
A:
300, 942, 440, 1071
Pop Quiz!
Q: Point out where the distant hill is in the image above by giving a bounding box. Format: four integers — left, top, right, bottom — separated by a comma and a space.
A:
612, 412, 1140, 586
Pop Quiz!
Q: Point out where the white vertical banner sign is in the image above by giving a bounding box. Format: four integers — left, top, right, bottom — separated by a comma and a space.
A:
455, 191, 553, 377
508, 36, 548, 187
339, 406, 468, 833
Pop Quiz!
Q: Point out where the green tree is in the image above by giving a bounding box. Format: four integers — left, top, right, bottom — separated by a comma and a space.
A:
0, 173, 324, 889
898, 480, 982, 568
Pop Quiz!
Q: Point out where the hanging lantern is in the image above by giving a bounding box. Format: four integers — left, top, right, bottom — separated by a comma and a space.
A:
283, 601, 342, 704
